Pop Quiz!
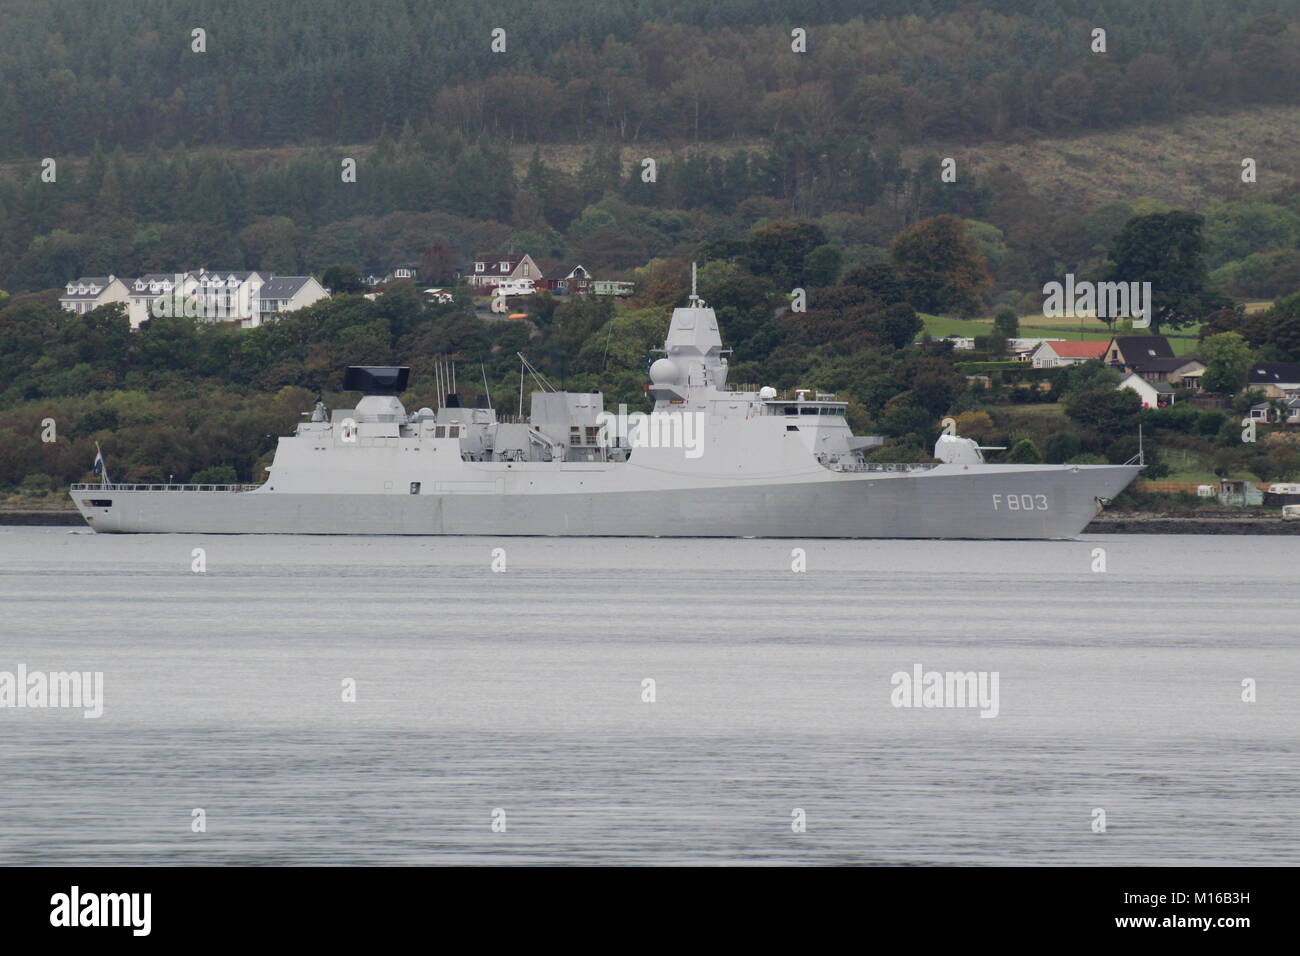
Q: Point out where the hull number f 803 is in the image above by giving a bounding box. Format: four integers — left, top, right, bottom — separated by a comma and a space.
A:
993, 493, 1049, 511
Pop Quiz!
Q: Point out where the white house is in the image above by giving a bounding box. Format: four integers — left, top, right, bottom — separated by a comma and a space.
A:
126, 273, 200, 329
191, 269, 267, 322
1029, 340, 1109, 368
385, 265, 418, 283
1008, 337, 1065, 361
59, 276, 130, 315
1118, 372, 1175, 408
87, 269, 323, 328
252, 276, 328, 327
1249, 397, 1300, 425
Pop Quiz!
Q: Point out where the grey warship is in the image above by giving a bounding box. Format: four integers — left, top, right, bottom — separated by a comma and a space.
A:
71, 290, 1141, 537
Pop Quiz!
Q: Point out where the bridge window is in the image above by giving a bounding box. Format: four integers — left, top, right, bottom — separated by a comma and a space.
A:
410, 482, 421, 495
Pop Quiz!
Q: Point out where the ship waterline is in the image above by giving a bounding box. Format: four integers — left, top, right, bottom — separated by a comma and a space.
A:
70, 290, 1142, 538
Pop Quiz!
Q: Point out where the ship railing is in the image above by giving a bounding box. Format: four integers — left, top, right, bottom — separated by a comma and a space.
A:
70, 483, 262, 492
822, 461, 939, 473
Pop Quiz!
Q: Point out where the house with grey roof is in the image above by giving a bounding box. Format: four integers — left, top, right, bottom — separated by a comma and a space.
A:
1249, 396, 1300, 425
126, 273, 197, 329
463, 253, 543, 290
1117, 371, 1176, 408
1247, 362, 1300, 400
71, 268, 326, 329
252, 275, 327, 327
59, 276, 130, 315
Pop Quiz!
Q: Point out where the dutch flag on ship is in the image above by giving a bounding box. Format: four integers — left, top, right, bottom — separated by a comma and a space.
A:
92, 443, 109, 484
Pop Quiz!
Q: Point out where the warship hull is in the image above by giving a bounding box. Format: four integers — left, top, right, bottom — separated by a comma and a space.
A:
72, 463, 1140, 539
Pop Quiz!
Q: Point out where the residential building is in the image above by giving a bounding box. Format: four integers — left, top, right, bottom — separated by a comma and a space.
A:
126, 273, 198, 329
1117, 371, 1175, 408
1135, 356, 1205, 386
187, 269, 267, 323
1104, 335, 1174, 369
1029, 340, 1108, 368
384, 265, 419, 283
1103, 334, 1202, 385
1247, 362, 1300, 400
253, 276, 328, 327
463, 253, 543, 290
70, 269, 323, 329
1248, 397, 1300, 425
59, 276, 130, 315
1007, 337, 1064, 361
537, 264, 594, 294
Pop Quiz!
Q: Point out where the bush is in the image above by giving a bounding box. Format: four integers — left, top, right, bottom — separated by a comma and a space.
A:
191, 464, 239, 484
1045, 433, 1081, 463
1197, 410, 1226, 436
1006, 438, 1043, 463
1065, 388, 1142, 437
1144, 404, 1198, 433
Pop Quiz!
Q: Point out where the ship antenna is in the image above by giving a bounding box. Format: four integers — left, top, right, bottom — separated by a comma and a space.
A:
689, 261, 699, 304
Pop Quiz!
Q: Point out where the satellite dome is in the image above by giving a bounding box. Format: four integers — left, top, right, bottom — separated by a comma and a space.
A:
758, 386, 777, 400
649, 358, 680, 384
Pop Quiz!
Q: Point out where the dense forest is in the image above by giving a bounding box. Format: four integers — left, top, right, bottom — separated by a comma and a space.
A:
3, 0, 1298, 155
2, 1, 1299, 302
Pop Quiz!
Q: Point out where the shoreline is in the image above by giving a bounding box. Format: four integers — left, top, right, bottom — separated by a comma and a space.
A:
2, 510, 1297, 534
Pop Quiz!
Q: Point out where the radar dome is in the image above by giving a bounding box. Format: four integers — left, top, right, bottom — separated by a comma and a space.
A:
758, 386, 777, 400
649, 358, 680, 385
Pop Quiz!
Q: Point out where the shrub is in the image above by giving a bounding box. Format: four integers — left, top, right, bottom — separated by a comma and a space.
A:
1006, 438, 1042, 463
191, 464, 239, 484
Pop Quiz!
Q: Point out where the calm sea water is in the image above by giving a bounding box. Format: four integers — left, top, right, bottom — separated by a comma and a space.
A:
0, 527, 1296, 866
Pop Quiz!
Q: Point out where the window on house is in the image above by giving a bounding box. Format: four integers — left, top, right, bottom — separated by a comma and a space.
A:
500, 262, 510, 272
475, 263, 484, 272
